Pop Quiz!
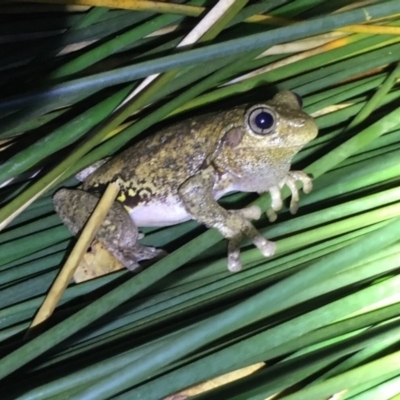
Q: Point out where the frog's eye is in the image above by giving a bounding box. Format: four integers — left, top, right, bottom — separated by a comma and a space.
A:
293, 92, 303, 108
248, 107, 276, 135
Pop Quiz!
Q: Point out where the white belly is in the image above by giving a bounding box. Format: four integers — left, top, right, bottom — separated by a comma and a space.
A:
127, 182, 239, 228
129, 201, 191, 227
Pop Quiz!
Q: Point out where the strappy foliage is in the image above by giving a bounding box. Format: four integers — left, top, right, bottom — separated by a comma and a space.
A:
2, 1, 400, 399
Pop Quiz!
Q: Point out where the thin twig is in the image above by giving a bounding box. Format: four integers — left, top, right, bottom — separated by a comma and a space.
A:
117, 0, 240, 108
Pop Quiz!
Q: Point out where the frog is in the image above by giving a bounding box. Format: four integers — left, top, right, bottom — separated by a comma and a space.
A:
53, 90, 318, 272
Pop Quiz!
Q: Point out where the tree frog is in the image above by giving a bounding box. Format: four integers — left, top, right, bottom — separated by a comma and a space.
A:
54, 91, 318, 272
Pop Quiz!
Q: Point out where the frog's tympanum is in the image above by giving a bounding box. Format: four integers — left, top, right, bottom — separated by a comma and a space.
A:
54, 91, 318, 272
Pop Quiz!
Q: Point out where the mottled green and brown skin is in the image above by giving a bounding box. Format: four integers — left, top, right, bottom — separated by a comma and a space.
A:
54, 91, 318, 272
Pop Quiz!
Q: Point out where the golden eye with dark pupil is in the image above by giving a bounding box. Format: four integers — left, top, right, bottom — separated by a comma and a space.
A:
248, 107, 276, 135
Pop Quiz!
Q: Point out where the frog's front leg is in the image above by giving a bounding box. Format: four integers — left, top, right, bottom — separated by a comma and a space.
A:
53, 189, 164, 271
178, 167, 276, 272
266, 171, 313, 222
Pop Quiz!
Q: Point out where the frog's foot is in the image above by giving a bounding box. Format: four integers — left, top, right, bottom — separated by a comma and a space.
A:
236, 205, 262, 221
284, 170, 313, 214
228, 235, 276, 272
266, 185, 283, 222
223, 207, 276, 272
266, 170, 313, 220
133, 244, 167, 263
111, 245, 166, 271
109, 248, 141, 271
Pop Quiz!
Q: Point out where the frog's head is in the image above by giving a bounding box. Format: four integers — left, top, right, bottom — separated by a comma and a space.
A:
241, 90, 318, 149
216, 90, 318, 161
210, 91, 317, 191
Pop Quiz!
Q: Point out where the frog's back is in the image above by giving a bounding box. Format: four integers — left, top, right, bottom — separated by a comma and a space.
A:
81, 111, 231, 213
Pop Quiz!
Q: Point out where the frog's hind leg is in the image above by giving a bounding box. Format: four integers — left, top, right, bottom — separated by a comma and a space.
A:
53, 188, 164, 271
